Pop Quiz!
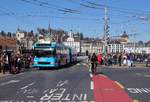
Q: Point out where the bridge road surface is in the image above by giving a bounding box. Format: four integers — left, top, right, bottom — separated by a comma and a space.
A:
99, 67, 150, 102
0, 62, 94, 102
0, 57, 135, 102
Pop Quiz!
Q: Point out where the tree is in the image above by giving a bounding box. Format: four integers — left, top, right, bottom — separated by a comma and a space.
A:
28, 30, 34, 37
0, 30, 6, 36
37, 28, 48, 35
138, 40, 143, 44
12, 33, 16, 37
7, 32, 12, 37
80, 32, 84, 40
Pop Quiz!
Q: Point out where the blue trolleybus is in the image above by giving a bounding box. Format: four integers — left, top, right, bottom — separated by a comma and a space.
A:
32, 41, 77, 68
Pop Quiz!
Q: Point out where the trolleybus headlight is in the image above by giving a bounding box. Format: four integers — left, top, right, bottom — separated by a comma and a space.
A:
51, 62, 55, 65
34, 61, 38, 64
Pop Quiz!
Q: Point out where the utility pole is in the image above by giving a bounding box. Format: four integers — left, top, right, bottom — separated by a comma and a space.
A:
133, 33, 138, 53
48, 21, 53, 42
103, 7, 110, 54
48, 22, 51, 35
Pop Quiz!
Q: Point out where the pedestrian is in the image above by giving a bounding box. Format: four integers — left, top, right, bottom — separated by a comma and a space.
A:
103, 55, 107, 66
146, 55, 150, 67
118, 54, 122, 66
26, 55, 31, 69
7, 52, 12, 74
0, 53, 3, 73
123, 55, 127, 66
88, 55, 91, 63
90, 53, 98, 75
97, 53, 102, 65
16, 54, 21, 73
145, 58, 148, 67
3, 53, 9, 74
113, 54, 117, 65
11, 55, 17, 74
107, 54, 112, 66
127, 54, 131, 67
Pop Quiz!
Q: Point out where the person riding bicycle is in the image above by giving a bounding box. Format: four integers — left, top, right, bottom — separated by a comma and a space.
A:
90, 53, 98, 75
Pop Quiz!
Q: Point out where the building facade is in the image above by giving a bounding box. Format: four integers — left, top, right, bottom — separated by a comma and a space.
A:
0, 36, 17, 51
124, 43, 150, 54
63, 31, 81, 53
108, 44, 124, 53
81, 40, 103, 54
16, 29, 25, 42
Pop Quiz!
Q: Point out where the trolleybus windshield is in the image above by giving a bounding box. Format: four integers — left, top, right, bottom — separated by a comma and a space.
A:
34, 50, 56, 57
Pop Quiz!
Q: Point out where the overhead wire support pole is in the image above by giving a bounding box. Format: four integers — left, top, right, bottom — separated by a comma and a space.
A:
103, 7, 109, 54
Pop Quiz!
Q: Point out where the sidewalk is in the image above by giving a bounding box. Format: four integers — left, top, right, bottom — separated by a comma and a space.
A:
99, 64, 149, 69
0, 72, 10, 78
0, 68, 32, 78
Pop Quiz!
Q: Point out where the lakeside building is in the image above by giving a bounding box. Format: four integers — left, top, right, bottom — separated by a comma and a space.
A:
0, 36, 17, 51
63, 31, 81, 53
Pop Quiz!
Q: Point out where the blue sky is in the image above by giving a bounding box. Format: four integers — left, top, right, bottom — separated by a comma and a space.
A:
0, 0, 150, 42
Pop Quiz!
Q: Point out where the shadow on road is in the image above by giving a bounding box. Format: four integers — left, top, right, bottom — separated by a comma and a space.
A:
36, 61, 81, 71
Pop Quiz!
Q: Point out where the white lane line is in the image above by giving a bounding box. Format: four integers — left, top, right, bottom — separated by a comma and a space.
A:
21, 82, 35, 90
90, 81, 94, 90
144, 75, 150, 77
27, 95, 34, 98
89, 68, 91, 72
135, 73, 141, 76
77, 63, 80, 65
0, 80, 20, 86
115, 81, 124, 89
82, 63, 87, 66
90, 73, 93, 77
43, 89, 49, 93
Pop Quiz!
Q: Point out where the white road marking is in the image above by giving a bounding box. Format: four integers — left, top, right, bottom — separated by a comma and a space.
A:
127, 88, 150, 93
82, 63, 86, 66
27, 95, 34, 98
20, 82, 35, 90
144, 75, 150, 78
0, 80, 20, 86
77, 63, 80, 65
90, 74, 93, 78
135, 73, 141, 76
89, 68, 91, 72
43, 89, 49, 94
136, 73, 150, 78
56, 80, 68, 87
115, 81, 124, 89
90, 81, 94, 90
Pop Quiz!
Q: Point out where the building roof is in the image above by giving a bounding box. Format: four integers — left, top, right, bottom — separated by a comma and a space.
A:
121, 31, 128, 38
0, 36, 17, 49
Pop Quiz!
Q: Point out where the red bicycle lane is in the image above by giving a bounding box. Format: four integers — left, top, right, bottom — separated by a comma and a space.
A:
93, 75, 133, 102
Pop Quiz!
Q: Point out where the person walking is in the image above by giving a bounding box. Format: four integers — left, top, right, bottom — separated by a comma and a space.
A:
90, 53, 98, 75
3, 53, 9, 74
16, 54, 21, 73
127, 54, 131, 67
88, 55, 91, 63
123, 55, 127, 66
118, 54, 122, 67
97, 53, 102, 65
0, 53, 3, 73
